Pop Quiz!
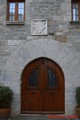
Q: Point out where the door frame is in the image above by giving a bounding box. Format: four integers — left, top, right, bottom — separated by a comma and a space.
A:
21, 57, 65, 114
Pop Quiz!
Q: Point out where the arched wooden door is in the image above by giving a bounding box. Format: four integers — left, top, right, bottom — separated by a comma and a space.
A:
21, 58, 65, 114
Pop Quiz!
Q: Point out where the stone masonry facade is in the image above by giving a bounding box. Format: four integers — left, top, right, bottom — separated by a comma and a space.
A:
0, 0, 80, 116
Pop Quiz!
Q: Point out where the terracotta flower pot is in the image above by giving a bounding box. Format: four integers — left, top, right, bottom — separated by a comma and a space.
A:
0, 107, 11, 119
75, 106, 80, 118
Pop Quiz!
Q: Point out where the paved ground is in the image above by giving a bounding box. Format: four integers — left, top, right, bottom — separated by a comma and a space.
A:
8, 115, 79, 120
0, 115, 79, 120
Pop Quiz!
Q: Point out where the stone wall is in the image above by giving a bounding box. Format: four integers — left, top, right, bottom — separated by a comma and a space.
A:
0, 0, 80, 115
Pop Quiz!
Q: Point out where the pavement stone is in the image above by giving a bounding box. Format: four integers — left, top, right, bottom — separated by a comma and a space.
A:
8, 116, 79, 120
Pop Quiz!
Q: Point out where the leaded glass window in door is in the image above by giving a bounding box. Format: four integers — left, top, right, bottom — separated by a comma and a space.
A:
48, 68, 57, 89
28, 68, 39, 88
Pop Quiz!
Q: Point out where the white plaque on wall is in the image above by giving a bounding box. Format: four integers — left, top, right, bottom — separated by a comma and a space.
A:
31, 19, 48, 35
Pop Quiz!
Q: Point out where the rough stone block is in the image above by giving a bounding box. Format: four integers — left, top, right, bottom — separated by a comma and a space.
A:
61, 3, 71, 11
55, 35, 67, 43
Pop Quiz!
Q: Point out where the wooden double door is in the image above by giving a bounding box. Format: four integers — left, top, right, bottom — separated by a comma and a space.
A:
21, 58, 65, 114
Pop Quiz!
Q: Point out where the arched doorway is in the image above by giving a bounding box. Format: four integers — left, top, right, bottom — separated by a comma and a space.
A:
21, 58, 65, 114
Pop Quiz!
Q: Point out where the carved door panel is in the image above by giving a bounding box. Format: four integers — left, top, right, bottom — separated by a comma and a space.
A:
21, 58, 64, 114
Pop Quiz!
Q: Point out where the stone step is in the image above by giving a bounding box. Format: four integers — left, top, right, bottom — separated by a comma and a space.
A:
8, 115, 79, 120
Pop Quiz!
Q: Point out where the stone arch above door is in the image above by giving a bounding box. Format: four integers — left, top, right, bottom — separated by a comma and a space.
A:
2, 39, 80, 115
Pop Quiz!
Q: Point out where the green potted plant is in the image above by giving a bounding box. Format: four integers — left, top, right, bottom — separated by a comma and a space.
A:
0, 86, 13, 119
75, 87, 80, 118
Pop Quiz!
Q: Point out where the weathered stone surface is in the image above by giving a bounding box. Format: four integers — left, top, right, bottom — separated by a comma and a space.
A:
0, 0, 80, 116
55, 35, 67, 43
61, 3, 71, 11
